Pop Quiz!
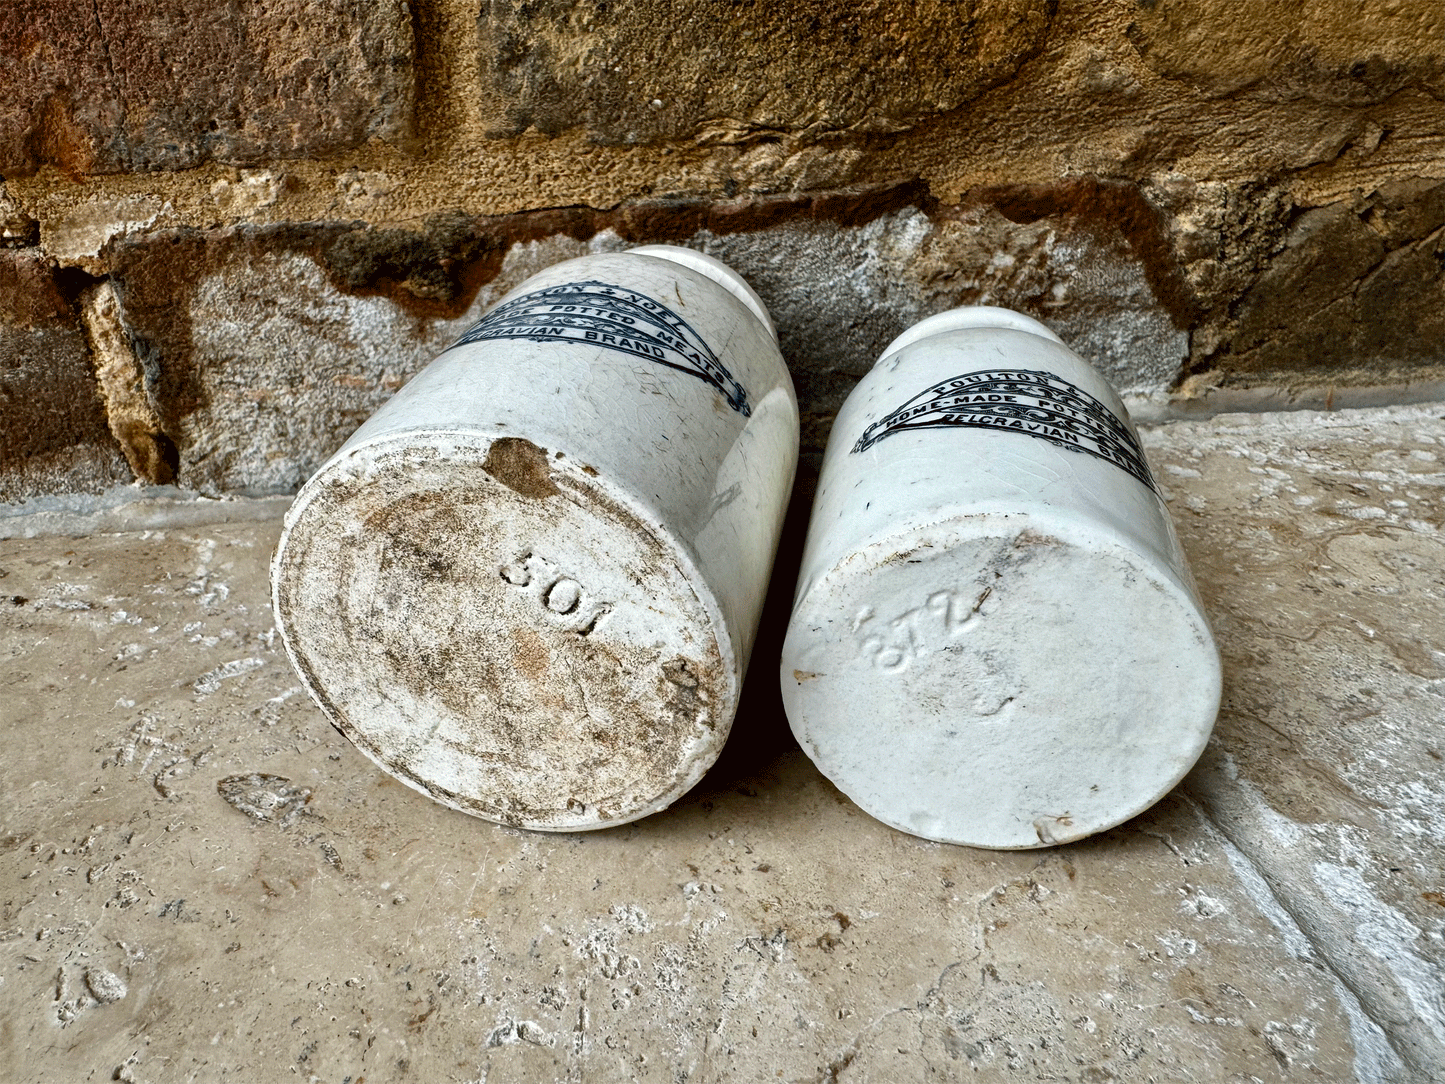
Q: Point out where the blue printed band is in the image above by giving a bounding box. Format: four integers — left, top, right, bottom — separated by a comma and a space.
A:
450, 280, 751, 417
853, 368, 1156, 492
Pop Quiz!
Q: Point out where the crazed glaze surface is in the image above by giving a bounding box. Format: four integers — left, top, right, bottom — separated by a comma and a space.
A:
274, 248, 799, 830
782, 307, 1221, 848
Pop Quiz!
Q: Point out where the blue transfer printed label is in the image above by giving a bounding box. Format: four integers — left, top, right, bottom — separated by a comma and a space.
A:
852, 368, 1156, 492
450, 280, 751, 417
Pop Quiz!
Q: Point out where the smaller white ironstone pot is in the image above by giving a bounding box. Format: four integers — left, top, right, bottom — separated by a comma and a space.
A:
273, 247, 798, 831
780, 306, 1220, 849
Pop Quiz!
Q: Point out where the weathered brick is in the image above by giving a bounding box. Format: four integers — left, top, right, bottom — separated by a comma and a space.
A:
1231, 205, 1387, 352
666, 198, 1187, 444
107, 225, 466, 494
1126, 0, 1445, 104
477, 0, 1054, 144
104, 185, 1191, 493
0, 251, 129, 502
0, 0, 414, 175
1184, 183, 1445, 385
85, 177, 1445, 498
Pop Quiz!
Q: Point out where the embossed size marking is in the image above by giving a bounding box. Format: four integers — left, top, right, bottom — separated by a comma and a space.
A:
852, 368, 1156, 491
500, 551, 613, 636
450, 280, 751, 416
853, 586, 991, 673
852, 589, 1017, 718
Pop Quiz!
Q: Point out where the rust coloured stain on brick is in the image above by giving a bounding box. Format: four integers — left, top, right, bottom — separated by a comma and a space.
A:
965, 177, 1200, 330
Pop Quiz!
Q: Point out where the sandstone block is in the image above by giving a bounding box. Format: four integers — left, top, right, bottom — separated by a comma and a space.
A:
99, 178, 1440, 501
1126, 0, 1445, 104
688, 187, 1189, 452
1230, 204, 1387, 351
104, 185, 1190, 494
0, 0, 414, 175
108, 228, 438, 494
1182, 183, 1445, 385
0, 251, 129, 503
106, 218, 579, 495
1144, 406, 1445, 1081
477, 0, 1054, 143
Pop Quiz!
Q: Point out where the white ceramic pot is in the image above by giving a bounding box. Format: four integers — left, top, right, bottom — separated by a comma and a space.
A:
274, 247, 799, 831
780, 306, 1220, 849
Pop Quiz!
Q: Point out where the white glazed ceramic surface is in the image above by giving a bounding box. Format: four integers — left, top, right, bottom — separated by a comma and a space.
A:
274, 248, 799, 831
781, 307, 1220, 849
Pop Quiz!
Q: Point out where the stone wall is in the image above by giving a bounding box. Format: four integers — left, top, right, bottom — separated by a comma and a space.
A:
2, 0, 1442, 500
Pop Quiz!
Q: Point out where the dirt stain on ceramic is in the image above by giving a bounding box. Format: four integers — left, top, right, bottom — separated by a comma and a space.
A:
484, 437, 560, 500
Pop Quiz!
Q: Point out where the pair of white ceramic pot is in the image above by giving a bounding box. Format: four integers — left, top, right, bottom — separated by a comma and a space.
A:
273, 247, 1220, 850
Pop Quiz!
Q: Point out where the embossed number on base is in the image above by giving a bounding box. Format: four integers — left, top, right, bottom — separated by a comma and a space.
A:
500, 551, 613, 636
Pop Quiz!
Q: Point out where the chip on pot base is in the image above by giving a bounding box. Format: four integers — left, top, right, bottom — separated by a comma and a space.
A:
274, 247, 798, 831
781, 307, 1220, 849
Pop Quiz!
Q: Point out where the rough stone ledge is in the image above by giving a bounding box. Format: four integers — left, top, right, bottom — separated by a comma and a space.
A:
1127, 379, 1445, 423
1149, 403, 1445, 1082
0, 483, 291, 540
2, 403, 1442, 1080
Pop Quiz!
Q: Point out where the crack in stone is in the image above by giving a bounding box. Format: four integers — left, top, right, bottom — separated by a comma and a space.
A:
87, 0, 127, 170
811, 1005, 918, 1084
809, 959, 970, 1083
1186, 793, 1417, 1083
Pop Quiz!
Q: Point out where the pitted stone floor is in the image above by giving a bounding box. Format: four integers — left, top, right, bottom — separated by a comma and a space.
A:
3, 404, 1443, 1083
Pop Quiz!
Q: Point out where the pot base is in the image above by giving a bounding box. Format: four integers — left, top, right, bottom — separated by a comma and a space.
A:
781, 517, 1220, 849
273, 431, 733, 831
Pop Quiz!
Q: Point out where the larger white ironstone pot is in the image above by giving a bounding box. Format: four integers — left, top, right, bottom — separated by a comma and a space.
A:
780, 306, 1220, 849
273, 247, 799, 831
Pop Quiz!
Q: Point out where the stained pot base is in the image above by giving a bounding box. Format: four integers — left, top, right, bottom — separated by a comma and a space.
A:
273, 432, 732, 831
